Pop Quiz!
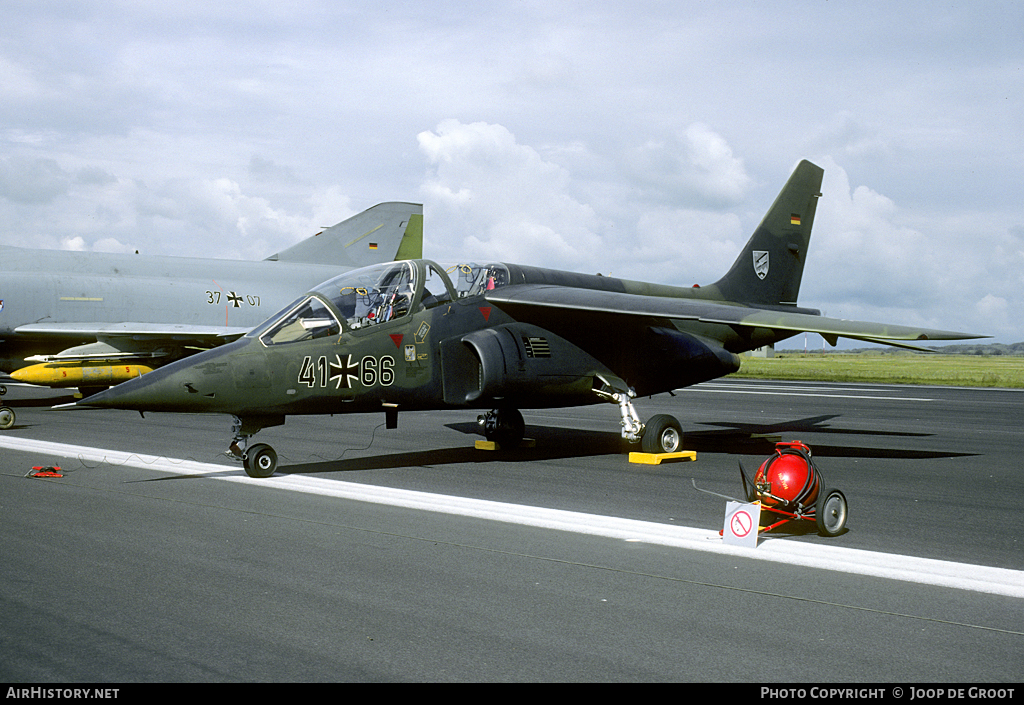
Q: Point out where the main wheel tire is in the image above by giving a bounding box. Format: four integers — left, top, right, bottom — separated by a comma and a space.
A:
815, 488, 848, 537
244, 443, 278, 478
486, 407, 525, 449
641, 414, 683, 454
0, 406, 14, 431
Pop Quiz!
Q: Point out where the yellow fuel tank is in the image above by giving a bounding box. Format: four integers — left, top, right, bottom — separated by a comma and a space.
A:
11, 362, 154, 388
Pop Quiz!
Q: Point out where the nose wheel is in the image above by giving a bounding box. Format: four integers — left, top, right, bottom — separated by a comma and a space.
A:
227, 415, 279, 478
243, 443, 278, 478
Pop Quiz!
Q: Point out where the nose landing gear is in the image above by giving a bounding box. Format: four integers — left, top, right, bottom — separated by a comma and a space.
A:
226, 415, 282, 478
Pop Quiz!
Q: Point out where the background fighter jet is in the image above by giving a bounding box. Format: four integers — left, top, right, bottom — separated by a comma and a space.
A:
78, 161, 985, 477
0, 202, 422, 428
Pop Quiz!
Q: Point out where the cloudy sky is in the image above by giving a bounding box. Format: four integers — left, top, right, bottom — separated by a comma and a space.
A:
3, 1, 1021, 343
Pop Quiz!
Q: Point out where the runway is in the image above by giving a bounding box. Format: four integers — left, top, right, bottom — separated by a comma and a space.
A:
1, 379, 1021, 681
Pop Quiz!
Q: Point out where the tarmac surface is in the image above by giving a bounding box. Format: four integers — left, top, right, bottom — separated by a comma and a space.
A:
1, 378, 1021, 682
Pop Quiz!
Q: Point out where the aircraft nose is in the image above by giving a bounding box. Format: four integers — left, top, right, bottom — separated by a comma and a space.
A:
76, 338, 247, 412
76, 365, 183, 411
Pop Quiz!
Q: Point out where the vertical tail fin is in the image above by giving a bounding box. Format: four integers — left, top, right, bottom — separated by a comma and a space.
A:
711, 160, 823, 306
265, 202, 423, 267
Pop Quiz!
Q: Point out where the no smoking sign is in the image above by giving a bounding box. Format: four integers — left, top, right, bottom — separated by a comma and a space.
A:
723, 500, 761, 548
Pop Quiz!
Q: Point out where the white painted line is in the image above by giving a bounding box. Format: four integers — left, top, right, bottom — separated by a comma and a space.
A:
4, 435, 1021, 599
694, 380, 935, 401
699, 381, 903, 393
691, 387, 934, 402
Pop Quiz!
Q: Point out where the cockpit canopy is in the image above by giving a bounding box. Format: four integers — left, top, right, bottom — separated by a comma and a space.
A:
315, 260, 419, 331
447, 262, 511, 297
254, 260, 510, 347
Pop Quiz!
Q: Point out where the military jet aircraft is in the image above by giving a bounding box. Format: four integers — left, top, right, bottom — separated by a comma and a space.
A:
77, 161, 985, 476
0, 202, 422, 428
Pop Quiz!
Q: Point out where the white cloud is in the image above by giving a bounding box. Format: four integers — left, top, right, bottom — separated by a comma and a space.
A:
0, 155, 70, 204
801, 156, 1013, 338
810, 161, 930, 305
91, 237, 135, 254
0, 55, 42, 101
418, 120, 603, 270
810, 112, 892, 161
60, 236, 86, 252
416, 119, 758, 285
624, 124, 751, 208
307, 186, 355, 233
626, 208, 743, 283
976, 294, 1008, 320
139, 177, 316, 259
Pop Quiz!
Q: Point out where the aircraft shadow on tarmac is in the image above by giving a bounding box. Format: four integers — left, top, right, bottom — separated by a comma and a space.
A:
276, 413, 974, 476
684, 414, 977, 460
280, 423, 625, 475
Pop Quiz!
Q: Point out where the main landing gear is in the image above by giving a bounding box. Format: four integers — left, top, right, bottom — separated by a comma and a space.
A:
478, 384, 684, 455
477, 407, 526, 448
593, 382, 684, 454
641, 414, 684, 454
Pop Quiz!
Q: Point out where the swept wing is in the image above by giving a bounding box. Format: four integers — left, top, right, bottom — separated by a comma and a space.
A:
486, 284, 985, 353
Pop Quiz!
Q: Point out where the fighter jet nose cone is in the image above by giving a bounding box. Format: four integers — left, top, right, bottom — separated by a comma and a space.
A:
73, 362, 185, 411
75, 380, 138, 409
73, 337, 248, 412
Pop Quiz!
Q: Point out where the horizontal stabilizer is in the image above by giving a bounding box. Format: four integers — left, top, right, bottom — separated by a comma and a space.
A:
707, 307, 988, 347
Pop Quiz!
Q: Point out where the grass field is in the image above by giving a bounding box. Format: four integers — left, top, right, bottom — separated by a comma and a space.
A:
734, 354, 1024, 388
